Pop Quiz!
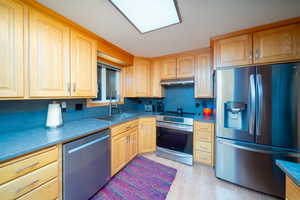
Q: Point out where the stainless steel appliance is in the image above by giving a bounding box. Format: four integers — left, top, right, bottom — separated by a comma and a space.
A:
215, 63, 300, 198
63, 129, 111, 200
156, 112, 194, 165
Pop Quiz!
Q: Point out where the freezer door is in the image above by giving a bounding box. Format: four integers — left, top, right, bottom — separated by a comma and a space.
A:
215, 138, 299, 198
216, 67, 256, 142
256, 63, 300, 150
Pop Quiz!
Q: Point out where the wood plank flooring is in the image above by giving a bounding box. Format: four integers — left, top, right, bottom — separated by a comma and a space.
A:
143, 153, 280, 200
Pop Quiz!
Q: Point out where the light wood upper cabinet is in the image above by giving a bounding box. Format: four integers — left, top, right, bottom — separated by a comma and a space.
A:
71, 29, 97, 97
133, 58, 151, 97
29, 8, 70, 97
214, 34, 252, 68
161, 58, 177, 79
150, 60, 164, 97
139, 117, 156, 153
253, 24, 300, 64
177, 56, 195, 78
0, 0, 24, 98
195, 53, 213, 98
123, 66, 134, 97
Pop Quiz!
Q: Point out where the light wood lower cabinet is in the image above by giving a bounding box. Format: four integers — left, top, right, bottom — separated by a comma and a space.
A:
286, 176, 300, 200
111, 121, 139, 176
138, 117, 156, 153
0, 0, 25, 98
0, 146, 59, 200
193, 121, 215, 166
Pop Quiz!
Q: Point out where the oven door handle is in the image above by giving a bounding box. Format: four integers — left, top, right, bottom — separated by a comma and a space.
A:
157, 122, 193, 133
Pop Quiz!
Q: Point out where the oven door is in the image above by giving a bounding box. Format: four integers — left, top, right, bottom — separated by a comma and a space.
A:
156, 122, 193, 155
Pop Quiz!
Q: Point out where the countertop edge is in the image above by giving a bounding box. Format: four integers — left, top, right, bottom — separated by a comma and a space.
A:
276, 160, 300, 187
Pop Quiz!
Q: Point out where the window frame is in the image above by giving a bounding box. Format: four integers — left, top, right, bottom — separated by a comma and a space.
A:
89, 62, 122, 104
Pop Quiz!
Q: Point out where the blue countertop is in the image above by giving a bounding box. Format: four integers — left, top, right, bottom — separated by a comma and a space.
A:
0, 112, 214, 163
276, 160, 300, 187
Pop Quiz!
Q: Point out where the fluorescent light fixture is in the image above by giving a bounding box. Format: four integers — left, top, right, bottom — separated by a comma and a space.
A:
110, 0, 181, 34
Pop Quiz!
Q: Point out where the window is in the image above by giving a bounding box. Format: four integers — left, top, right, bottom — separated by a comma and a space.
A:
109, 0, 181, 34
91, 62, 120, 103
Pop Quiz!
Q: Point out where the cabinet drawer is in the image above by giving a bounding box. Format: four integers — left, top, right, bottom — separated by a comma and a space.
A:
0, 146, 58, 185
195, 141, 212, 153
17, 178, 59, 200
194, 121, 213, 133
0, 162, 58, 200
194, 151, 212, 165
110, 119, 138, 137
194, 131, 212, 143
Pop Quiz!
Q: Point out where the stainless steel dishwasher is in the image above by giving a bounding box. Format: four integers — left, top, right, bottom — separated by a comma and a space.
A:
63, 129, 111, 200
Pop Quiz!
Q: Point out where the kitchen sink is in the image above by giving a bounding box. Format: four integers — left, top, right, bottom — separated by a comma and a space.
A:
97, 113, 135, 121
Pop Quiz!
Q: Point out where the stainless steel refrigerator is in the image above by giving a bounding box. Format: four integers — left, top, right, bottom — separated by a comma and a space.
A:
215, 62, 300, 198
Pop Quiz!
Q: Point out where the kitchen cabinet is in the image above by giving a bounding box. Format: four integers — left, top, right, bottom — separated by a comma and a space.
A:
286, 176, 300, 200
253, 24, 300, 64
214, 34, 253, 68
123, 66, 135, 97
0, 0, 25, 98
110, 120, 139, 176
139, 117, 156, 153
194, 53, 213, 98
176, 56, 195, 78
29, 8, 70, 97
150, 60, 164, 97
71, 29, 97, 97
194, 121, 215, 166
133, 58, 151, 97
161, 58, 177, 79
0, 146, 59, 200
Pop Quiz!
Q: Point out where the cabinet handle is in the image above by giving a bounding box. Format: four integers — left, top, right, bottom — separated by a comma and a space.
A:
67, 83, 71, 93
127, 136, 130, 144
249, 50, 252, 59
255, 50, 260, 59
14, 179, 39, 193
73, 83, 76, 93
15, 162, 40, 173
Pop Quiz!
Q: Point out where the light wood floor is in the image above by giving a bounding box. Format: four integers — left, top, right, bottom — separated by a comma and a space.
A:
143, 153, 280, 200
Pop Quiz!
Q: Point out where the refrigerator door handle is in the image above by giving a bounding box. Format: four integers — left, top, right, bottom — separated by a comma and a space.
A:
257, 74, 263, 136
218, 140, 300, 156
249, 74, 256, 135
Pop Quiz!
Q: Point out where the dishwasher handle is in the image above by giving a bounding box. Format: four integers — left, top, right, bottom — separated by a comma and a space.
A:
68, 134, 110, 154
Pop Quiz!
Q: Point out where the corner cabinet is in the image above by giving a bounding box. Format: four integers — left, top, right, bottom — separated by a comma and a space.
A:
0, 0, 25, 98
138, 117, 156, 153
29, 8, 70, 97
214, 34, 253, 68
150, 60, 164, 97
70, 30, 97, 97
176, 56, 195, 78
195, 53, 213, 98
133, 58, 151, 97
253, 24, 300, 64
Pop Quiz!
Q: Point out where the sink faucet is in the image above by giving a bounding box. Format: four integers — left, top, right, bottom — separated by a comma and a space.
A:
108, 92, 121, 116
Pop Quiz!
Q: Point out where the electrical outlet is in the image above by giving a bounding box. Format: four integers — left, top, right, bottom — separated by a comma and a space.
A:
61, 102, 67, 112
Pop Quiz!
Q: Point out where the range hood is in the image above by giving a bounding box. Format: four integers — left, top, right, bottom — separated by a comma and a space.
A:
160, 77, 194, 86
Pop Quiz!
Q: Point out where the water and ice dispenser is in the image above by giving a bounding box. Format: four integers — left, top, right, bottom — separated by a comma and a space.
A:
224, 101, 248, 131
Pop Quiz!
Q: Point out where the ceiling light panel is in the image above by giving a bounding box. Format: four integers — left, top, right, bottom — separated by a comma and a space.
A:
110, 0, 181, 33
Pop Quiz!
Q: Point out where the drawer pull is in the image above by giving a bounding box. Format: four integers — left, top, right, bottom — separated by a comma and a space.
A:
14, 179, 39, 194
16, 162, 40, 173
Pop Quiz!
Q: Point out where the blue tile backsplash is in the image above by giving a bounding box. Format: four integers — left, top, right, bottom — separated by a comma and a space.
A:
0, 85, 214, 133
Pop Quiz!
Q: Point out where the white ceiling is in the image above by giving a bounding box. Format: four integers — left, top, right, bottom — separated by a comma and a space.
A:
37, 0, 300, 57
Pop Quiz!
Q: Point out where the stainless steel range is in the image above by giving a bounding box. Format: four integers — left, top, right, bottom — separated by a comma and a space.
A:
156, 113, 194, 165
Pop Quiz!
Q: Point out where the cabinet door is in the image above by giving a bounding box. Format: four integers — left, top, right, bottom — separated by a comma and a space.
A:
134, 58, 150, 97
150, 60, 164, 97
139, 117, 156, 153
253, 24, 300, 64
0, 0, 24, 98
71, 30, 97, 97
195, 53, 213, 98
111, 132, 128, 176
161, 58, 177, 79
29, 8, 70, 97
128, 129, 138, 161
123, 66, 134, 97
177, 56, 195, 78
214, 34, 252, 68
